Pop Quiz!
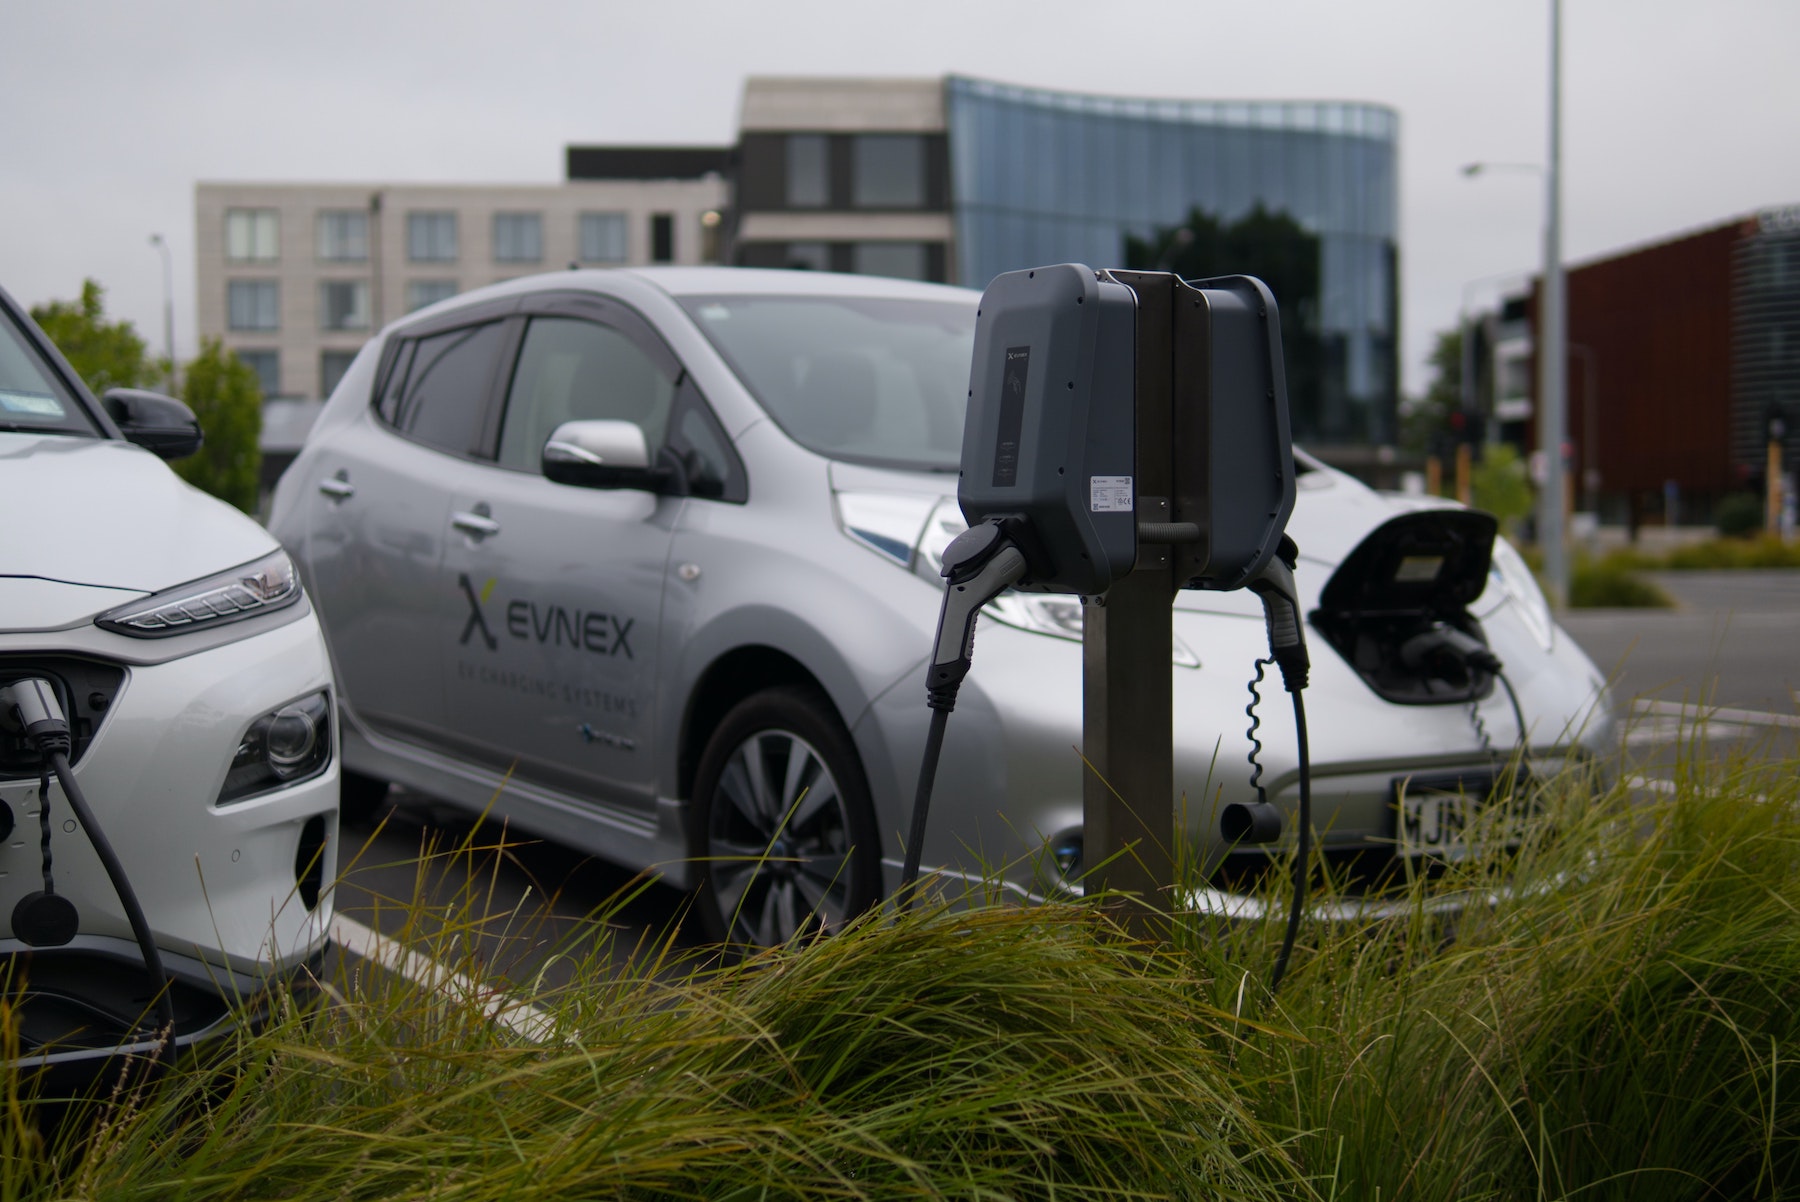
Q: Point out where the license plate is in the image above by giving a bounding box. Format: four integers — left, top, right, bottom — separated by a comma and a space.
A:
1392, 771, 1529, 860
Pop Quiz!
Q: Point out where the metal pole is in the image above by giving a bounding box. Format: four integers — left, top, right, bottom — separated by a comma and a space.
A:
1538, 0, 1569, 606
149, 234, 175, 391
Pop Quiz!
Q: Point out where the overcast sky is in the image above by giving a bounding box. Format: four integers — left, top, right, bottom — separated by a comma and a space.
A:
5, 0, 1798, 398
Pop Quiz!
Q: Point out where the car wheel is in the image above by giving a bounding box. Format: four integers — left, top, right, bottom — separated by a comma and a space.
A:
690, 688, 881, 950
337, 769, 391, 825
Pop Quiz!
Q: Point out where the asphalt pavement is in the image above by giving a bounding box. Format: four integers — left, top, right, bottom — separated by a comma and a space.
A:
1559, 570, 1800, 714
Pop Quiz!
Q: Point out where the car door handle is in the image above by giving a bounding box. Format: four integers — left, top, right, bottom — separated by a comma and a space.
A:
451, 510, 501, 538
318, 473, 355, 501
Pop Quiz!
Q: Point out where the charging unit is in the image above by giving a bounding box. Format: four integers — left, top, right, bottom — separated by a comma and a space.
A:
907, 263, 1308, 964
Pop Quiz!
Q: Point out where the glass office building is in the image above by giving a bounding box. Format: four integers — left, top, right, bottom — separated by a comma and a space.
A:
945, 77, 1400, 446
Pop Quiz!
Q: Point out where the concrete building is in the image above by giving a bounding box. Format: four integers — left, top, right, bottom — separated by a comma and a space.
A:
196, 167, 727, 401
725, 75, 1401, 452
1467, 205, 1800, 529
198, 74, 1401, 456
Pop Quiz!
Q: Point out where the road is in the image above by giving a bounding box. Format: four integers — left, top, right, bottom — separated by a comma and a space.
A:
1559, 571, 1800, 713
329, 570, 1800, 1013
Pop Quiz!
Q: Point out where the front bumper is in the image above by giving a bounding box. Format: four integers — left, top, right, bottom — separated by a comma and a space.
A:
0, 605, 338, 1058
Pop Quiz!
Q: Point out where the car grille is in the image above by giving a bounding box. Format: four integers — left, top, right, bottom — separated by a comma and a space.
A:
0, 657, 127, 779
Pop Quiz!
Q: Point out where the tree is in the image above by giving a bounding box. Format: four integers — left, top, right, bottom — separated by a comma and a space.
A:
1471, 443, 1534, 537
175, 338, 263, 514
1401, 327, 1466, 456
28, 280, 157, 396
1125, 205, 1323, 436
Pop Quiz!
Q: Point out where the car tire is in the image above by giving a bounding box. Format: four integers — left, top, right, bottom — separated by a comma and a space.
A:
337, 769, 391, 825
690, 687, 881, 950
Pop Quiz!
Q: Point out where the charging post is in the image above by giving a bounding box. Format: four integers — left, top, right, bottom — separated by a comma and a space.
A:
1080, 270, 1178, 933
906, 262, 1297, 946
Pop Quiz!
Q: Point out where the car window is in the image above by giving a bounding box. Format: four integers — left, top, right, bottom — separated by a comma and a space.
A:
392, 321, 505, 455
679, 295, 973, 472
496, 316, 676, 471
669, 376, 747, 502
0, 310, 97, 437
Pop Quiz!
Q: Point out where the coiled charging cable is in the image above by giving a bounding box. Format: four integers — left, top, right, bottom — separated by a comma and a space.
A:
3, 679, 176, 1062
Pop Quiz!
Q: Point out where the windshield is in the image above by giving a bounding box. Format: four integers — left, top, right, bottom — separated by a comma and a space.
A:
0, 309, 97, 437
680, 294, 974, 471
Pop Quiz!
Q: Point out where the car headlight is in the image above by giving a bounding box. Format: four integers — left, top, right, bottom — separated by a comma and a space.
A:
96, 549, 301, 638
1479, 537, 1555, 652
217, 691, 332, 805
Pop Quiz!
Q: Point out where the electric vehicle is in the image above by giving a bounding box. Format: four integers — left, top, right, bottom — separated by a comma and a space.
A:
0, 285, 337, 1072
271, 266, 1613, 949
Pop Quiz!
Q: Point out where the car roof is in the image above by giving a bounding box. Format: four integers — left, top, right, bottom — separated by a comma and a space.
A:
618, 265, 980, 303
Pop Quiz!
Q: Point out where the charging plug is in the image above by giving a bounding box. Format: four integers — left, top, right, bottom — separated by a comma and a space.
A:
1247, 535, 1310, 693
925, 520, 1028, 711
1, 678, 71, 756
1400, 622, 1503, 678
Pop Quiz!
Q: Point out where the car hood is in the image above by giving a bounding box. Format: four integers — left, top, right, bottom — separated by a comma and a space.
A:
829, 456, 1422, 615
0, 433, 277, 596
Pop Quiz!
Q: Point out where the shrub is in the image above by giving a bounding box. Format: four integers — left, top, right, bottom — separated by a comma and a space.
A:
1567, 554, 1674, 607
1715, 491, 1764, 538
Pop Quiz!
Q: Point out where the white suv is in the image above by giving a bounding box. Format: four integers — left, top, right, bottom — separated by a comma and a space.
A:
0, 284, 336, 1074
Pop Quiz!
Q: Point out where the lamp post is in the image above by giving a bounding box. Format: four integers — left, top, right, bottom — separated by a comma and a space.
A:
1458, 1, 1567, 606
148, 233, 176, 391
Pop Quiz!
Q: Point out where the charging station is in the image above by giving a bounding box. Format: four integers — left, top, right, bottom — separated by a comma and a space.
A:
906, 263, 1306, 948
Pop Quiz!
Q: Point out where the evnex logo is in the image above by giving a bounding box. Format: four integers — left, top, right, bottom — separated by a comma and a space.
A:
458, 575, 635, 659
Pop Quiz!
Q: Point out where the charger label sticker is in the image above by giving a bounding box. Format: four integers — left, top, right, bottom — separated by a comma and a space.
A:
1090, 475, 1133, 513
991, 345, 1030, 487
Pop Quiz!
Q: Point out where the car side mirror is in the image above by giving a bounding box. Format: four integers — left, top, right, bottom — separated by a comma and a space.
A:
543, 420, 684, 493
102, 388, 204, 461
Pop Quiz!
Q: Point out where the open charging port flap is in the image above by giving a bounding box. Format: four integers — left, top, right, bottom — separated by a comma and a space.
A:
1310, 509, 1500, 705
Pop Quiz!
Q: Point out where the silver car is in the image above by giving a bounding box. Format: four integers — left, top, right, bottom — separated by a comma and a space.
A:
271, 267, 1613, 946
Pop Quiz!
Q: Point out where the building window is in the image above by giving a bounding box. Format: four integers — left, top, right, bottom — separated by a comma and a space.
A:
852, 135, 925, 209
579, 212, 628, 263
493, 212, 543, 263
320, 279, 370, 331
237, 350, 279, 397
786, 242, 831, 271
225, 209, 279, 262
408, 211, 458, 263
316, 210, 368, 262
787, 134, 829, 208
227, 280, 279, 331
852, 241, 928, 281
406, 279, 458, 312
320, 351, 359, 399
649, 213, 675, 263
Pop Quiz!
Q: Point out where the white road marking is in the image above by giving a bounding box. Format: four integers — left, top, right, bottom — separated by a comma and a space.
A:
1624, 699, 1800, 747
328, 913, 556, 1043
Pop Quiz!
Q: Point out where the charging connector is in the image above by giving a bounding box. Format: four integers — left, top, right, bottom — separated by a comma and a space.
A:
899, 521, 1028, 909
1, 678, 176, 1059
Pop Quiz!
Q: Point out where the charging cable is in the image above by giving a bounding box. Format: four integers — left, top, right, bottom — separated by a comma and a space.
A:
1400, 623, 1528, 755
898, 521, 1028, 911
1234, 536, 1313, 993
2, 678, 176, 1060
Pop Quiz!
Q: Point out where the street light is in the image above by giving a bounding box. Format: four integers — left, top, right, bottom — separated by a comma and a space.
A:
148, 233, 175, 391
1458, 0, 1567, 607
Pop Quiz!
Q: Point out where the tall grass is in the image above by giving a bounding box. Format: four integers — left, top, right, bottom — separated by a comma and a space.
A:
1186, 752, 1800, 1199
7, 738, 1800, 1199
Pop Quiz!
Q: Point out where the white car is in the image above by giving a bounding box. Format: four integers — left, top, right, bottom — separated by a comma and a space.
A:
272, 266, 1614, 950
0, 285, 336, 1074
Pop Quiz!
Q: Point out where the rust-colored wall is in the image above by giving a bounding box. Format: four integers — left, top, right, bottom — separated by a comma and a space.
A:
1530, 219, 1748, 501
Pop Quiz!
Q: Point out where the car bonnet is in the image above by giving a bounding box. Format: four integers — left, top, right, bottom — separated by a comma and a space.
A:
0, 433, 277, 602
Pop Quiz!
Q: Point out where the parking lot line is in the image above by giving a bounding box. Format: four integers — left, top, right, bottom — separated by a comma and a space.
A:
328, 913, 556, 1043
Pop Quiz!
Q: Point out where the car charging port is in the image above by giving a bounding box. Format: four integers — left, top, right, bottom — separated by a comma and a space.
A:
1309, 509, 1503, 706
